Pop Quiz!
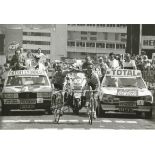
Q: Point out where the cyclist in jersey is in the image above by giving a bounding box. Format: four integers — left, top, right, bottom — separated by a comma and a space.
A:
82, 56, 93, 70
52, 64, 73, 90
84, 62, 100, 119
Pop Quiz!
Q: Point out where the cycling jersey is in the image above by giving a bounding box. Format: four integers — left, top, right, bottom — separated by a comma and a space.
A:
85, 71, 100, 90
52, 70, 70, 90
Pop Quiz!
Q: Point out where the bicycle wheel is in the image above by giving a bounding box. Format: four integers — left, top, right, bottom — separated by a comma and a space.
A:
54, 109, 60, 124
88, 98, 94, 125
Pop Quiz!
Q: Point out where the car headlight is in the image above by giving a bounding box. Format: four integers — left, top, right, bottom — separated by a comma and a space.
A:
102, 94, 114, 103
3, 93, 18, 99
37, 92, 51, 98
144, 95, 153, 102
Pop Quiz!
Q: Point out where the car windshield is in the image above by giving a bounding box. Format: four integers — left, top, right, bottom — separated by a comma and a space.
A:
6, 75, 50, 87
102, 76, 146, 88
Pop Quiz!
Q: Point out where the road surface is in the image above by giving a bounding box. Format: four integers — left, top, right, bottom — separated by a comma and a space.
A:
0, 107, 155, 129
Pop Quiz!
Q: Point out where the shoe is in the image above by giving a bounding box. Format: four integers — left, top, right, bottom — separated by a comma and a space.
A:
93, 111, 97, 119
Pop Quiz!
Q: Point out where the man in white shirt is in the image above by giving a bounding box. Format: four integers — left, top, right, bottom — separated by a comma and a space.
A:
123, 53, 137, 69
35, 56, 46, 71
109, 52, 120, 69
36, 48, 46, 64
25, 51, 33, 69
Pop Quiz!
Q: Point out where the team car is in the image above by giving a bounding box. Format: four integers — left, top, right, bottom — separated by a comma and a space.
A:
0, 70, 53, 115
97, 69, 153, 119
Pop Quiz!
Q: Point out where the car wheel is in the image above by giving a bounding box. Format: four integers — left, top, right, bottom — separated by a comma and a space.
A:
145, 110, 152, 119
136, 111, 142, 118
96, 101, 104, 118
2, 107, 9, 116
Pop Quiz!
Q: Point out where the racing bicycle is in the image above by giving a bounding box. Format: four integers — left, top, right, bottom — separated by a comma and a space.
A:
51, 86, 98, 125
83, 87, 97, 125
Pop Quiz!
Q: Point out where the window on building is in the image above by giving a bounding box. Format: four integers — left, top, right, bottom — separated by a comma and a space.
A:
30, 49, 50, 54
81, 31, 87, 35
90, 37, 97, 41
23, 32, 31, 35
96, 24, 106, 27
0, 34, 5, 54
81, 37, 87, 40
106, 43, 115, 49
104, 32, 108, 40
68, 24, 76, 26
115, 33, 119, 41
90, 32, 97, 35
120, 24, 126, 27
96, 43, 105, 48
81, 52, 87, 56
23, 32, 51, 37
143, 40, 149, 46
116, 24, 126, 28
67, 41, 75, 47
77, 24, 85, 26
76, 42, 85, 47
121, 33, 126, 37
86, 42, 95, 47
116, 44, 126, 49
116, 24, 121, 27
23, 40, 50, 45
107, 24, 115, 27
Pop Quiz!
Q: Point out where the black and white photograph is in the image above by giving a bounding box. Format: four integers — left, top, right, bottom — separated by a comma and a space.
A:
1, 1, 155, 155
0, 24, 155, 129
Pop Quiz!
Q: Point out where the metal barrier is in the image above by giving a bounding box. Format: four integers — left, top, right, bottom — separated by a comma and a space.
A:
141, 70, 155, 104
142, 70, 155, 85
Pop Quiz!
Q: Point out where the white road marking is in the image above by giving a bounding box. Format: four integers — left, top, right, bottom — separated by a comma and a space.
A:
2, 120, 31, 123
126, 121, 137, 124
115, 120, 126, 123
102, 120, 112, 123
82, 120, 89, 122
34, 120, 53, 123
59, 120, 67, 123
68, 120, 79, 122
1, 119, 138, 124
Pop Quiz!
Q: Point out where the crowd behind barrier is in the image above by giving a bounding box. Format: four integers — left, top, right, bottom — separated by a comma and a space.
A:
1, 48, 155, 86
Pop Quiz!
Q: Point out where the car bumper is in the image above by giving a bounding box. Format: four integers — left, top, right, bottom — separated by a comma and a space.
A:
101, 104, 152, 112
1, 99, 51, 110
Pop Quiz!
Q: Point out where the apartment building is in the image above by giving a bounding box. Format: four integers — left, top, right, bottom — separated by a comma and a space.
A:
66, 24, 127, 59
22, 28, 52, 62
0, 24, 128, 62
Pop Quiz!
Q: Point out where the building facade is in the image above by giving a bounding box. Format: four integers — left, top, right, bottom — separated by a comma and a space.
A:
0, 25, 55, 62
141, 25, 155, 59
66, 24, 127, 60
0, 27, 6, 65
0, 24, 128, 63
22, 28, 52, 62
